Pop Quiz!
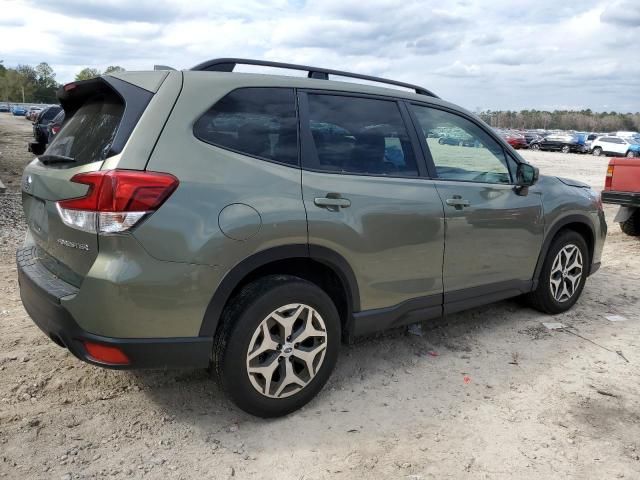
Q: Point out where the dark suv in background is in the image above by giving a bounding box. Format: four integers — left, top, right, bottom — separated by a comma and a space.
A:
18, 59, 605, 417
30, 105, 62, 150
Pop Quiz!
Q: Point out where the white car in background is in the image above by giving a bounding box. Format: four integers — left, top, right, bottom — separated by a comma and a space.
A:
613, 131, 640, 139
591, 136, 640, 157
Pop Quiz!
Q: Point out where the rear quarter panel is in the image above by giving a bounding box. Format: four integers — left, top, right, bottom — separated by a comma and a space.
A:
136, 73, 308, 273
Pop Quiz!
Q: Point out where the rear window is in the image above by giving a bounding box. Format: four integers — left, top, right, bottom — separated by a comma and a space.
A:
40, 106, 61, 122
46, 94, 124, 165
193, 87, 298, 166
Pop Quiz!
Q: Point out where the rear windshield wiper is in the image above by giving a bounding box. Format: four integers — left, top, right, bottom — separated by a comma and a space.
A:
39, 154, 76, 165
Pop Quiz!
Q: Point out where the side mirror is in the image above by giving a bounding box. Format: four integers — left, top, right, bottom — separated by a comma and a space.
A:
516, 163, 539, 187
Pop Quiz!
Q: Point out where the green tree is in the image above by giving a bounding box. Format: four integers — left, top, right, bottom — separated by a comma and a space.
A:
75, 67, 101, 81
34, 62, 59, 103
104, 65, 125, 74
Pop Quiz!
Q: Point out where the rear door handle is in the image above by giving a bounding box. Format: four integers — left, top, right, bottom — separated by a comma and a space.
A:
314, 195, 351, 210
445, 196, 470, 209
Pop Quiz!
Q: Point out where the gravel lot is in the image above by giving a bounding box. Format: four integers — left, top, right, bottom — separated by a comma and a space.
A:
1, 113, 639, 479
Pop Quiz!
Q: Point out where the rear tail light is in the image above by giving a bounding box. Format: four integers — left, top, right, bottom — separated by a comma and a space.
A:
56, 170, 178, 234
83, 341, 130, 365
604, 165, 614, 190
51, 125, 61, 135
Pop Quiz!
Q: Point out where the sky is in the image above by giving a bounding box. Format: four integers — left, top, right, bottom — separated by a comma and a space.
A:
1, 0, 639, 112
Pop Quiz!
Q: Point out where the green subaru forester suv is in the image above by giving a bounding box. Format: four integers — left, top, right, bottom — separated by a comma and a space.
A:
18, 59, 606, 417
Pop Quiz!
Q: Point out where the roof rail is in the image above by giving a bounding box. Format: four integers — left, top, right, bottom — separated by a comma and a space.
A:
190, 58, 438, 98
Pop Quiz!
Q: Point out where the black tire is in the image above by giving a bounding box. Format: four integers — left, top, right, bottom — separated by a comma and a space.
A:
561, 145, 570, 154
620, 210, 640, 236
530, 143, 540, 150
526, 231, 589, 314
213, 275, 340, 418
592, 147, 602, 156
626, 150, 636, 158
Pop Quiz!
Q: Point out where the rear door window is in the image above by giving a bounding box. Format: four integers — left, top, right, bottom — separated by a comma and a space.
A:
46, 93, 124, 165
303, 94, 418, 176
193, 87, 298, 167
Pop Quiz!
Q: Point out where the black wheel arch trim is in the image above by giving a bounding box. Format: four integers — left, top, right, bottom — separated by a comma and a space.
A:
199, 244, 360, 337
533, 214, 597, 284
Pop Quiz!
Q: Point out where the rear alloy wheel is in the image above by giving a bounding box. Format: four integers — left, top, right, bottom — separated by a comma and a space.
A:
592, 147, 603, 156
526, 231, 589, 314
530, 143, 540, 150
213, 275, 340, 417
246, 303, 328, 399
561, 145, 571, 154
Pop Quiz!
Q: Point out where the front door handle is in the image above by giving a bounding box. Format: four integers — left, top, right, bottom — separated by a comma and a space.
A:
445, 196, 470, 210
314, 195, 351, 211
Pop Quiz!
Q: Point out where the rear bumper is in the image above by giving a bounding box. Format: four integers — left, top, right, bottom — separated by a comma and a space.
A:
17, 247, 212, 370
601, 191, 640, 207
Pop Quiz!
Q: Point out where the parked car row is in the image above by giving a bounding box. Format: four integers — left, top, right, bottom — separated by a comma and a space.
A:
496, 128, 640, 157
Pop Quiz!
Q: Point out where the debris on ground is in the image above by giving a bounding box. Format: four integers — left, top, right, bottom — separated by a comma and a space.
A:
542, 322, 567, 330
606, 314, 629, 322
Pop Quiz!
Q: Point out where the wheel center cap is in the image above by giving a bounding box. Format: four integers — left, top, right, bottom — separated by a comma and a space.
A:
281, 343, 294, 357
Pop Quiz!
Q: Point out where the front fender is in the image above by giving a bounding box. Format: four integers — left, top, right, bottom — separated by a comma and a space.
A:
532, 213, 597, 284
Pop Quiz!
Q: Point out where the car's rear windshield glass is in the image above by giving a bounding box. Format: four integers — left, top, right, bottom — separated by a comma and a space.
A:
40, 106, 61, 121
45, 93, 124, 165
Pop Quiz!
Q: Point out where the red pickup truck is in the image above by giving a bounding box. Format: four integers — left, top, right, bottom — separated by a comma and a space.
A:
602, 157, 640, 236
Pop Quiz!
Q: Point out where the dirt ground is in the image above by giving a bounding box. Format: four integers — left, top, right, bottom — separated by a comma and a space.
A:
1, 112, 639, 480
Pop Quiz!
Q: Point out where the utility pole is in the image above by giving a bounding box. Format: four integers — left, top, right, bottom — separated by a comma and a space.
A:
21, 85, 25, 104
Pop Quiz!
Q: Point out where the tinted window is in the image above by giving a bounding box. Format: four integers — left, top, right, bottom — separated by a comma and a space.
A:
194, 88, 298, 166
46, 94, 124, 165
411, 105, 511, 184
305, 94, 418, 176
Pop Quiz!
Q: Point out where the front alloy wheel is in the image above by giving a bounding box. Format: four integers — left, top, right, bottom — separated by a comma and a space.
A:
526, 230, 589, 314
549, 244, 583, 303
246, 303, 327, 399
561, 145, 571, 154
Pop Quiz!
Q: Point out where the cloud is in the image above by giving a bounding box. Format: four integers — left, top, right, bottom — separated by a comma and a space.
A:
0, 18, 25, 27
601, 0, 640, 27
435, 61, 483, 78
406, 33, 463, 55
25, 0, 182, 23
0, 0, 637, 112
473, 33, 503, 46
490, 49, 545, 66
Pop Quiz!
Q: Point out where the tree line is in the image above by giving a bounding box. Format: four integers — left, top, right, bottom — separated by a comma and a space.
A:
478, 109, 640, 132
0, 61, 124, 104
1, 61, 639, 131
